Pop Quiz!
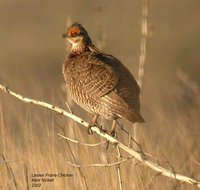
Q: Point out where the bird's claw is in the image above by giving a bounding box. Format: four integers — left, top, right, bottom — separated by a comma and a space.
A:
99, 125, 108, 134
110, 130, 117, 138
87, 124, 107, 135
87, 125, 94, 135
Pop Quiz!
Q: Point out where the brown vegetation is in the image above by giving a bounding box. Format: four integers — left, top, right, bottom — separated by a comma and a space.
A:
0, 1, 200, 189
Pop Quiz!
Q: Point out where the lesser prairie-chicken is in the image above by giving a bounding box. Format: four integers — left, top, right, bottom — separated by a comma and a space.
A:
62, 22, 144, 134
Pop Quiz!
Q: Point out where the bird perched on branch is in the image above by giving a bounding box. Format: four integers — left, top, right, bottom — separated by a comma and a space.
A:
62, 22, 144, 135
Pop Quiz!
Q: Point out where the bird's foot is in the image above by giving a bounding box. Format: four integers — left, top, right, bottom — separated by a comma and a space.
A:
87, 124, 107, 135
99, 125, 108, 134
106, 141, 110, 150
87, 124, 95, 135
105, 131, 118, 150
110, 130, 118, 138
88, 115, 99, 135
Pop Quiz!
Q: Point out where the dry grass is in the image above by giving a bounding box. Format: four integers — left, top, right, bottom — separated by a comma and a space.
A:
0, 1, 200, 189
0, 58, 200, 190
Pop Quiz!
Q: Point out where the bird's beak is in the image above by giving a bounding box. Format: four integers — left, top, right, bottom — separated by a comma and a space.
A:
61, 33, 68, 39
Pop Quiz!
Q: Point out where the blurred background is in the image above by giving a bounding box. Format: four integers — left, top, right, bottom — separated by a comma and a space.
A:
0, 0, 200, 189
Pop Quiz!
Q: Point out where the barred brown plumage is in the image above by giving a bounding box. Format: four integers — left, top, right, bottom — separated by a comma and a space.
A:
62, 22, 144, 135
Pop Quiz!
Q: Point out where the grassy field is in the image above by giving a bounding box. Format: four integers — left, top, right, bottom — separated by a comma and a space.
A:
0, 1, 200, 189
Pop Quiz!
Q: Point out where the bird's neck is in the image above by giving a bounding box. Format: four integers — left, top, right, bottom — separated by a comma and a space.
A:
70, 42, 89, 56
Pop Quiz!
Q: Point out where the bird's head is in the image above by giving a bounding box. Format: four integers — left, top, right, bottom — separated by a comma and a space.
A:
62, 22, 92, 48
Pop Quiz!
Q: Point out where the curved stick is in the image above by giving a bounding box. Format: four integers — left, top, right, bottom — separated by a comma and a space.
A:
0, 84, 200, 188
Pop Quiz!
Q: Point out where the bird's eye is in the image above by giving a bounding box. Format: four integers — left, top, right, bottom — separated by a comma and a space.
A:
68, 27, 81, 37
71, 32, 79, 37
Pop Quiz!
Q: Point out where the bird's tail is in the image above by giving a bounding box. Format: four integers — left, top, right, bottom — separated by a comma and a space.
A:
127, 111, 145, 124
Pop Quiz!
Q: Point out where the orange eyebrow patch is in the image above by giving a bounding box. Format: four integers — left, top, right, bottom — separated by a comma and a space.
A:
67, 27, 81, 36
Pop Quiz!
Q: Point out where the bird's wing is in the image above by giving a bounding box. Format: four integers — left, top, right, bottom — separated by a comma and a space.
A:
81, 52, 140, 110
67, 50, 141, 112
80, 53, 119, 98
99, 54, 141, 111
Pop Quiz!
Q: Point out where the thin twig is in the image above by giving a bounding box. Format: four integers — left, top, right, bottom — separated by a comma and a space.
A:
1, 154, 19, 190
173, 181, 184, 189
65, 101, 73, 114
111, 153, 141, 167
144, 172, 162, 190
138, 0, 149, 88
3, 178, 15, 190
117, 121, 140, 147
24, 165, 29, 190
116, 145, 123, 190
0, 84, 200, 188
192, 160, 200, 167
57, 133, 106, 147
133, 0, 149, 154
59, 125, 89, 190
128, 133, 132, 148
67, 156, 133, 168
0, 160, 24, 164
117, 122, 145, 155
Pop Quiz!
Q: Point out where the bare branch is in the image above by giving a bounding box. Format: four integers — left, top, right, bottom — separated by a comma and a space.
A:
116, 145, 123, 190
1, 154, 20, 190
192, 160, 200, 167
0, 84, 200, 188
67, 156, 133, 168
137, 0, 149, 89
65, 101, 73, 114
24, 165, 29, 190
57, 133, 106, 147
144, 172, 162, 190
58, 122, 89, 190
0, 160, 24, 164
